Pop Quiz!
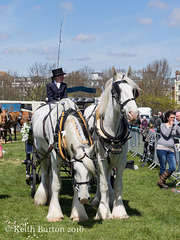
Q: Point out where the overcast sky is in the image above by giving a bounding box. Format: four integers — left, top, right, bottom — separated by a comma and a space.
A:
0, 0, 180, 77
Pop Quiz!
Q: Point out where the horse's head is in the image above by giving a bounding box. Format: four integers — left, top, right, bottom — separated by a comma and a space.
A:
70, 144, 96, 204
0, 110, 8, 127
111, 67, 139, 123
19, 111, 32, 126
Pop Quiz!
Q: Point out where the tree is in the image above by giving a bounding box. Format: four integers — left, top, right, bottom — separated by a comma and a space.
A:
65, 66, 98, 97
0, 71, 20, 100
26, 62, 56, 101
28, 62, 55, 79
135, 59, 178, 112
127, 66, 132, 77
139, 58, 172, 97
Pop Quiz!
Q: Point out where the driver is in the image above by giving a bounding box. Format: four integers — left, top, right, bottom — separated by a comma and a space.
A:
46, 68, 68, 102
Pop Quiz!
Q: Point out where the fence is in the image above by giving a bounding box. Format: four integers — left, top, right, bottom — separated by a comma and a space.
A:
128, 127, 180, 183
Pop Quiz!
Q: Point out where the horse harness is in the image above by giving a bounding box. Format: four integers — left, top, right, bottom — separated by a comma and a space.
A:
41, 104, 94, 188
18, 111, 32, 124
93, 79, 138, 164
2, 111, 31, 126
95, 107, 131, 164
111, 79, 139, 110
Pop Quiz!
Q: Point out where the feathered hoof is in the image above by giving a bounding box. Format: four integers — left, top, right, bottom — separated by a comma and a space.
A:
47, 218, 63, 222
113, 214, 129, 219
94, 213, 113, 220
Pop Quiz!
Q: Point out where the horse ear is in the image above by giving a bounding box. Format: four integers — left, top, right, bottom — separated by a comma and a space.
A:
112, 66, 117, 81
70, 144, 77, 156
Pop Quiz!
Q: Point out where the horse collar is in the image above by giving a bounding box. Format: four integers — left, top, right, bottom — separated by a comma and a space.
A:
95, 111, 130, 145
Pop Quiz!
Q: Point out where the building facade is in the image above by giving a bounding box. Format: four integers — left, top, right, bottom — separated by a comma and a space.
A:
174, 71, 180, 104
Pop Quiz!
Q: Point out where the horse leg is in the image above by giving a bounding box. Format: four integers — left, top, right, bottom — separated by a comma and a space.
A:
8, 128, 12, 142
70, 187, 89, 221
4, 130, 7, 143
13, 126, 16, 141
112, 153, 129, 219
91, 173, 101, 207
46, 150, 63, 222
95, 159, 112, 220
34, 159, 49, 206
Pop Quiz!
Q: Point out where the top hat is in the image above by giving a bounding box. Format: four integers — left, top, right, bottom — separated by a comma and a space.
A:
52, 68, 66, 78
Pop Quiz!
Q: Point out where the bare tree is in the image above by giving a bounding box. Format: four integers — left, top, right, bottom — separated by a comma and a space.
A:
28, 62, 56, 79
139, 58, 172, 97
26, 62, 56, 101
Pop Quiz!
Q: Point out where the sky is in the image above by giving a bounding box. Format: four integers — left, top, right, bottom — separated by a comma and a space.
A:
0, 0, 180, 77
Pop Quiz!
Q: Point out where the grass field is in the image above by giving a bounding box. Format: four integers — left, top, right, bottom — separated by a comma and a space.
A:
0, 134, 180, 240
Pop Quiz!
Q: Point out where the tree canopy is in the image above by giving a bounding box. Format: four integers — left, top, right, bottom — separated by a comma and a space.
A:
0, 58, 179, 113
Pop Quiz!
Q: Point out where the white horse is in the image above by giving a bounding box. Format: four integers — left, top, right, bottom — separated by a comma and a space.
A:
84, 67, 139, 220
32, 98, 96, 222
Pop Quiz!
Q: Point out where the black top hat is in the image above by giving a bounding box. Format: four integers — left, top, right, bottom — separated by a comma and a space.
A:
52, 68, 66, 77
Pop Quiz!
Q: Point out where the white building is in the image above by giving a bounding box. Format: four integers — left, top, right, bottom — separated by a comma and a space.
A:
89, 72, 103, 86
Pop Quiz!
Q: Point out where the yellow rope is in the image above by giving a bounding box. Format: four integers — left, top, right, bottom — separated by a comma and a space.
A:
58, 110, 69, 162
76, 108, 93, 146
57, 108, 93, 161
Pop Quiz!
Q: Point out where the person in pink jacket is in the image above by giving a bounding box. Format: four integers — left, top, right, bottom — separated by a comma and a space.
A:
0, 143, 3, 158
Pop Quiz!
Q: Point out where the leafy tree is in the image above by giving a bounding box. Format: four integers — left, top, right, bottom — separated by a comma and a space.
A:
135, 59, 178, 112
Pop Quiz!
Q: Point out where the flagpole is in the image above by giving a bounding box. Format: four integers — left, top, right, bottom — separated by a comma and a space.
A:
57, 17, 63, 69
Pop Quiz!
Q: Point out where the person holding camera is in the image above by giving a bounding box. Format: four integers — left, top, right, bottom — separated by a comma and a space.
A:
156, 110, 180, 189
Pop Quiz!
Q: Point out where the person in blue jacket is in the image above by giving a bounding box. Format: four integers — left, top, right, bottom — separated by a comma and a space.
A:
46, 67, 68, 102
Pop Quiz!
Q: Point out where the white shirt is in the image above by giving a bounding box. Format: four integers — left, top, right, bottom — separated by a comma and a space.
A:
55, 81, 61, 88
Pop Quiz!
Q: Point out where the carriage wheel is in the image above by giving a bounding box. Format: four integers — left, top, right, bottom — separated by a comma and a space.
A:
31, 152, 37, 198
25, 154, 31, 185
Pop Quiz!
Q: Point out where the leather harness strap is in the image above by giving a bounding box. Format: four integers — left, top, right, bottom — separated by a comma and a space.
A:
42, 106, 93, 162
94, 106, 131, 163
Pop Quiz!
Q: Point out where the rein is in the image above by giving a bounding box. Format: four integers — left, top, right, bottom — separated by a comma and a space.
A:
40, 104, 95, 188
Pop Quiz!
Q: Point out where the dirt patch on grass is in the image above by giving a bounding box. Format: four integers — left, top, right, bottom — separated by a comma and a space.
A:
0, 157, 21, 166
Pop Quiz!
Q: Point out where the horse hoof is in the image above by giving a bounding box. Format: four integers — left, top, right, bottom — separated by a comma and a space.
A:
47, 218, 63, 222
113, 214, 129, 219
71, 217, 80, 222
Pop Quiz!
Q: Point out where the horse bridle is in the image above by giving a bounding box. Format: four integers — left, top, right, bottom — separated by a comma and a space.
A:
71, 146, 95, 191
111, 79, 139, 111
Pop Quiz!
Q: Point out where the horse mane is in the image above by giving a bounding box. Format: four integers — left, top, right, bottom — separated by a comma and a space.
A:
98, 78, 112, 116
98, 72, 139, 116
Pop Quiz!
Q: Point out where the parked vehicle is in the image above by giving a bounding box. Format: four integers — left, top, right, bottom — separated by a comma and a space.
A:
138, 107, 152, 122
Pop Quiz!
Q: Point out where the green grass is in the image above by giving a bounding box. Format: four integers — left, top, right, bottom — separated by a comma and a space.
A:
0, 134, 180, 240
